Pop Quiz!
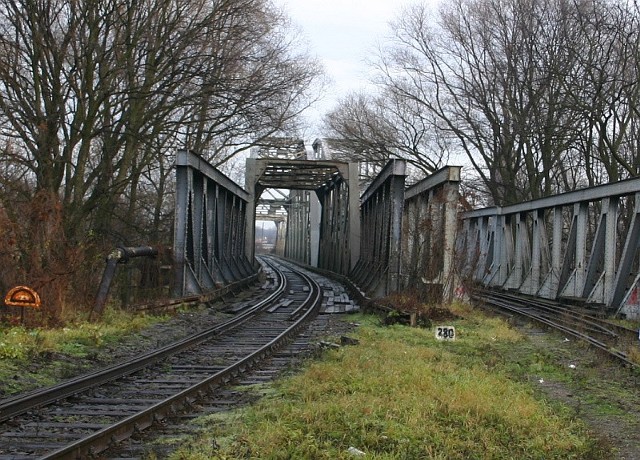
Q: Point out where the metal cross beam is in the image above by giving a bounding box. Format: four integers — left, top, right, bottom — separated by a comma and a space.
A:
249, 159, 345, 190
255, 198, 289, 222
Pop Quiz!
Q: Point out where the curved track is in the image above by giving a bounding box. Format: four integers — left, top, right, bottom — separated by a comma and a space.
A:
473, 288, 639, 368
0, 256, 321, 459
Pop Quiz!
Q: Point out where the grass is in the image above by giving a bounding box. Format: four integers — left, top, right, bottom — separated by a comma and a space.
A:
0, 307, 163, 359
0, 306, 167, 395
165, 304, 606, 459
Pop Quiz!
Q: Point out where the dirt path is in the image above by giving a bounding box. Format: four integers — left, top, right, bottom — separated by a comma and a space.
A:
515, 323, 640, 460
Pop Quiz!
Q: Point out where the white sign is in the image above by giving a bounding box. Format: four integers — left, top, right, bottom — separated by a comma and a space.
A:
435, 326, 456, 341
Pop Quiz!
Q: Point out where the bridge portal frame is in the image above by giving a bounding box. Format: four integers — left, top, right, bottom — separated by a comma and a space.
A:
245, 158, 360, 275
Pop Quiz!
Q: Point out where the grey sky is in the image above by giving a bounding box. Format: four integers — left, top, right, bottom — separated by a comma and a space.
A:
275, 0, 427, 143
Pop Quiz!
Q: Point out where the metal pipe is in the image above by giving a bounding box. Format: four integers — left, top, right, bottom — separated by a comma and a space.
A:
91, 246, 158, 321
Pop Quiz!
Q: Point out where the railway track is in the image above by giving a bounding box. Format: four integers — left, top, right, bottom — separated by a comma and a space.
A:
473, 289, 640, 368
0, 256, 324, 459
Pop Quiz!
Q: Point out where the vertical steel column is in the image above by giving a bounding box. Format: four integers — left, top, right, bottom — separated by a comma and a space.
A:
482, 216, 504, 285
174, 164, 189, 296
216, 187, 232, 281
538, 206, 563, 299
493, 213, 511, 286
467, 217, 480, 280
243, 158, 265, 267
475, 216, 490, 282
228, 193, 240, 274
440, 180, 460, 300
347, 162, 361, 269
204, 181, 223, 283
401, 197, 418, 286
388, 169, 405, 291
521, 209, 547, 295
456, 218, 471, 278
309, 193, 321, 266
583, 198, 618, 303
559, 202, 588, 299
505, 213, 525, 290
274, 220, 287, 256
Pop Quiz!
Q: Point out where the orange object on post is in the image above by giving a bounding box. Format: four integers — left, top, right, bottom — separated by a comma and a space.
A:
4, 286, 41, 308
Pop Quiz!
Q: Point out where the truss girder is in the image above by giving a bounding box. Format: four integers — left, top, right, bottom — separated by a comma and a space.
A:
350, 160, 407, 298
459, 177, 640, 316
173, 150, 255, 297
400, 166, 461, 303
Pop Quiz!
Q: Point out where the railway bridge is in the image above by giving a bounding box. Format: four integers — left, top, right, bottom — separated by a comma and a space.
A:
173, 143, 640, 320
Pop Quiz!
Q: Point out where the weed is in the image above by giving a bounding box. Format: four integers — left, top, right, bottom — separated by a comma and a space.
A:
627, 346, 640, 365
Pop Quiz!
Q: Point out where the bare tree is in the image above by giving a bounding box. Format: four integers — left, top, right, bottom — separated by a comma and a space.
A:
568, 0, 640, 185
382, 0, 587, 204
324, 90, 451, 181
181, 0, 323, 165
330, 0, 640, 205
0, 0, 323, 316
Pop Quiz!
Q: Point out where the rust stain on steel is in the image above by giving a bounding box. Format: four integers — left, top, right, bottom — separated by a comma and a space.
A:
4, 286, 41, 308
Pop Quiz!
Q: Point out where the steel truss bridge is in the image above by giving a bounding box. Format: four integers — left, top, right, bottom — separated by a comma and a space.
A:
174, 148, 640, 320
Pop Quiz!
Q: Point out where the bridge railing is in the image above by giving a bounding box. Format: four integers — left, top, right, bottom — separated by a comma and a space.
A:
173, 150, 256, 297
458, 178, 640, 318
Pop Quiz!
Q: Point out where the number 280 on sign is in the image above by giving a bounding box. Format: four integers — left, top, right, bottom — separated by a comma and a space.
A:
435, 326, 456, 341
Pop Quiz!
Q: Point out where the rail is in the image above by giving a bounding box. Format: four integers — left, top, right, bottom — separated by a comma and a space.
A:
473, 289, 639, 368
0, 258, 322, 459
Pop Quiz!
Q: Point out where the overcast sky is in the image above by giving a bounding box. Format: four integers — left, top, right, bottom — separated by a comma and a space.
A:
274, 0, 439, 145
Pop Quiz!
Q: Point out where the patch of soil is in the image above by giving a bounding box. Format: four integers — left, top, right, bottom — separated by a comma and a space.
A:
508, 317, 640, 460
422, 306, 460, 322
382, 306, 459, 327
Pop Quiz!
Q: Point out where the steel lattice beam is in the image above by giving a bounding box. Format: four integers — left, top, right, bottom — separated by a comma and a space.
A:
459, 176, 640, 318
173, 150, 255, 297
